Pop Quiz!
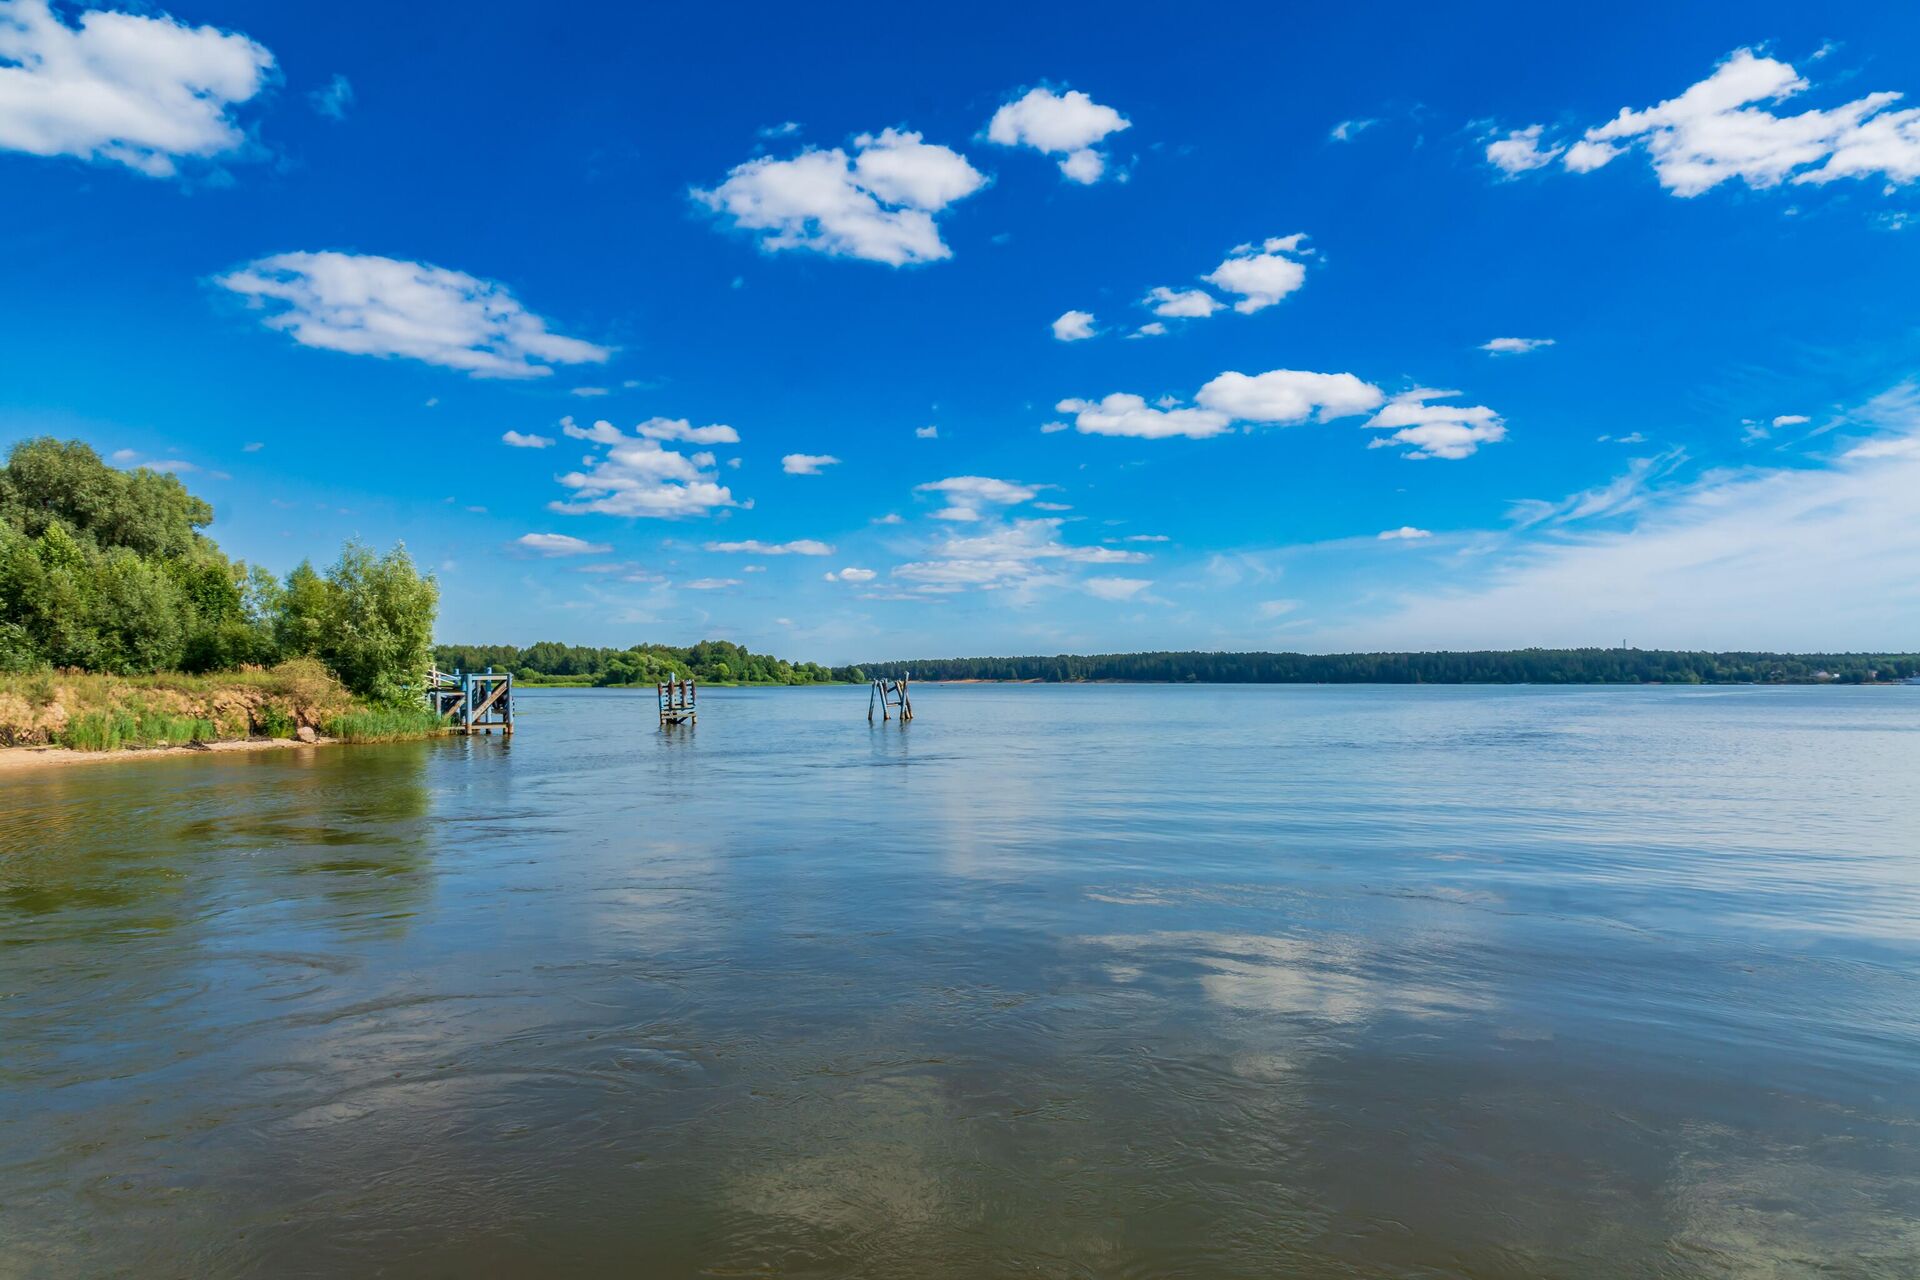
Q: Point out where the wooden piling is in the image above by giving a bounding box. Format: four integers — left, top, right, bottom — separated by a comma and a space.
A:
869, 675, 912, 722
658, 677, 697, 726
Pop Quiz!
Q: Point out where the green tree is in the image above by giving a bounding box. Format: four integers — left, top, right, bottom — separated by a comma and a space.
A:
308, 541, 438, 705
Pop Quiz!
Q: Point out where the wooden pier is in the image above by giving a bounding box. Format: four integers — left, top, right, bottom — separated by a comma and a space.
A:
658, 677, 697, 726
869, 676, 913, 722
424, 667, 514, 734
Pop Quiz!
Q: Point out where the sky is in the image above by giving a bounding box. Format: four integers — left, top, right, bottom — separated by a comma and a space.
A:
4, 0, 1920, 663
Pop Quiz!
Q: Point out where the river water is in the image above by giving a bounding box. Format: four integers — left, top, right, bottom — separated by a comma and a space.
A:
4, 684, 1918, 1277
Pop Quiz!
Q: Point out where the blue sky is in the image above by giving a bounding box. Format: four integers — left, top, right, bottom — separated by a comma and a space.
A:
5, 1, 1920, 662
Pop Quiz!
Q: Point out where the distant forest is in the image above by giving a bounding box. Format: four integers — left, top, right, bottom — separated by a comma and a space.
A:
437, 643, 1919, 686
855, 649, 1920, 685
434, 639, 841, 686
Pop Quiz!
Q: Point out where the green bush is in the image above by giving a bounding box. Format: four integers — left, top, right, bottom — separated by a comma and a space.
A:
259, 705, 297, 739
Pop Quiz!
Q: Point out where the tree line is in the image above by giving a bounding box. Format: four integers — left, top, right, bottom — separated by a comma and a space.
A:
0, 438, 437, 704
855, 649, 1920, 684
434, 638, 844, 686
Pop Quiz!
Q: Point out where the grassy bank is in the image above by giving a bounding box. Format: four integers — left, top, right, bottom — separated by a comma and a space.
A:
0, 659, 446, 752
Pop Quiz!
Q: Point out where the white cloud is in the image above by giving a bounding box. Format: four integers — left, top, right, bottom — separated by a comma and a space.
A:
1202, 235, 1311, 313
1257, 599, 1301, 619
1481, 336, 1556, 355
1055, 392, 1232, 440
214, 252, 610, 378
309, 73, 352, 122
1143, 286, 1221, 318
638, 417, 739, 445
986, 86, 1130, 183
1330, 118, 1377, 142
502, 430, 554, 448
1378, 526, 1432, 540
1364, 389, 1507, 459
570, 386, 609, 398
549, 424, 736, 519
1485, 124, 1563, 175
933, 506, 980, 522
1507, 450, 1685, 529
1133, 322, 1167, 338
782, 452, 840, 475
1084, 576, 1151, 601
1773, 413, 1811, 428
1052, 309, 1096, 341
1560, 48, 1920, 196
694, 127, 984, 266
893, 517, 1147, 592
1342, 409, 1920, 650
758, 120, 800, 139
1194, 369, 1384, 424
517, 532, 610, 557
916, 475, 1037, 506
915, 425, 939, 439
825, 566, 877, 582
704, 539, 832, 555
561, 416, 624, 444
0, 0, 274, 177
681, 578, 739, 590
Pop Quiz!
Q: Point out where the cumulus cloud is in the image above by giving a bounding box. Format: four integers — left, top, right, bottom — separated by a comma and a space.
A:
1194, 369, 1384, 424
1773, 413, 1811, 428
824, 566, 877, 582
1378, 526, 1433, 540
1144, 286, 1222, 319
1202, 235, 1311, 313
213, 252, 611, 378
704, 539, 832, 555
915, 425, 939, 439
1481, 336, 1555, 354
1485, 124, 1562, 175
694, 127, 985, 265
1055, 393, 1232, 440
1052, 309, 1096, 341
1059, 369, 1503, 457
638, 417, 740, 445
0, 0, 274, 177
549, 422, 736, 519
782, 453, 840, 475
517, 532, 610, 556
1364, 389, 1507, 459
986, 86, 1130, 183
502, 430, 553, 448
1522, 48, 1920, 197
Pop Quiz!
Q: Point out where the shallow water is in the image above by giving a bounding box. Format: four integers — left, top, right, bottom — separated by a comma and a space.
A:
4, 683, 1918, 1277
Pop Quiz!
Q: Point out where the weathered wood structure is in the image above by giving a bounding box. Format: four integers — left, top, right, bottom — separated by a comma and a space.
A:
424, 667, 514, 735
869, 676, 913, 722
658, 677, 697, 726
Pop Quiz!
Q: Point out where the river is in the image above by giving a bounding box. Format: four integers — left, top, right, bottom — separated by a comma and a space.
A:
4, 684, 1918, 1276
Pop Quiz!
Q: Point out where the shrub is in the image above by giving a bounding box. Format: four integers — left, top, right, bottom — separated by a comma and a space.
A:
322, 707, 446, 744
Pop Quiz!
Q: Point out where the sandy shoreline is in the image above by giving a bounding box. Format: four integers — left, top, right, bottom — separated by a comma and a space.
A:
0, 735, 343, 773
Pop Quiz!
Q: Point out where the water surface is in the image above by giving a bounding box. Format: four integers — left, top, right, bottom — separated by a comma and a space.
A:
4, 684, 1918, 1276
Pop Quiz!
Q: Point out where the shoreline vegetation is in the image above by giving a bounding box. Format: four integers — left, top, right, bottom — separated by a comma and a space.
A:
2, 438, 445, 757
854, 649, 1920, 685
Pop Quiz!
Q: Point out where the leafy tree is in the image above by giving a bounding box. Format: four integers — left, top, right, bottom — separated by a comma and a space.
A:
311, 541, 438, 705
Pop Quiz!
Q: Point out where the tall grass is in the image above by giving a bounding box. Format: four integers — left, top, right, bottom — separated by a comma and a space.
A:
58, 707, 217, 751
322, 707, 447, 744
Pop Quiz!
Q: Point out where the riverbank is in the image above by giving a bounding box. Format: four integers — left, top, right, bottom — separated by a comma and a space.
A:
0, 660, 445, 755
0, 734, 349, 773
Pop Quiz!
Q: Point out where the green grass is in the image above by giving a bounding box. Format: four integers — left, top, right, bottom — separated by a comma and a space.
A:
58, 707, 218, 752
322, 706, 448, 743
